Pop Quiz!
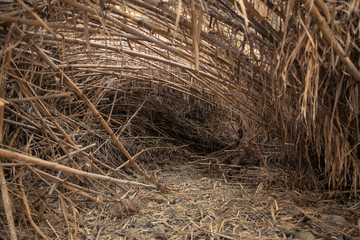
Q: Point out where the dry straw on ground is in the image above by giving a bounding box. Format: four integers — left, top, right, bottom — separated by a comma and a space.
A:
0, 0, 359, 239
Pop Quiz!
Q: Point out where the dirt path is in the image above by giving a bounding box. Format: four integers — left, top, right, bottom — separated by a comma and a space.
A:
77, 164, 359, 239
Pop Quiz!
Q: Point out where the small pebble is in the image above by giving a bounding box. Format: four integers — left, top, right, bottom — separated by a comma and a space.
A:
178, 165, 197, 173
294, 231, 316, 240
323, 214, 351, 226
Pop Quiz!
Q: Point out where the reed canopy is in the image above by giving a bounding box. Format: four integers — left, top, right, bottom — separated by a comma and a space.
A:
0, 0, 359, 237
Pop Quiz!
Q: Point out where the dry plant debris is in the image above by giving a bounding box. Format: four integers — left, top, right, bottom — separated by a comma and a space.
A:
27, 163, 356, 239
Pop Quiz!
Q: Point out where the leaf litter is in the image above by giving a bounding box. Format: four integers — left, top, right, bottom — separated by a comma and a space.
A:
75, 162, 359, 240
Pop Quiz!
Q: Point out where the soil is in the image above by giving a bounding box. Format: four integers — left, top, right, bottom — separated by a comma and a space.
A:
72, 163, 360, 240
